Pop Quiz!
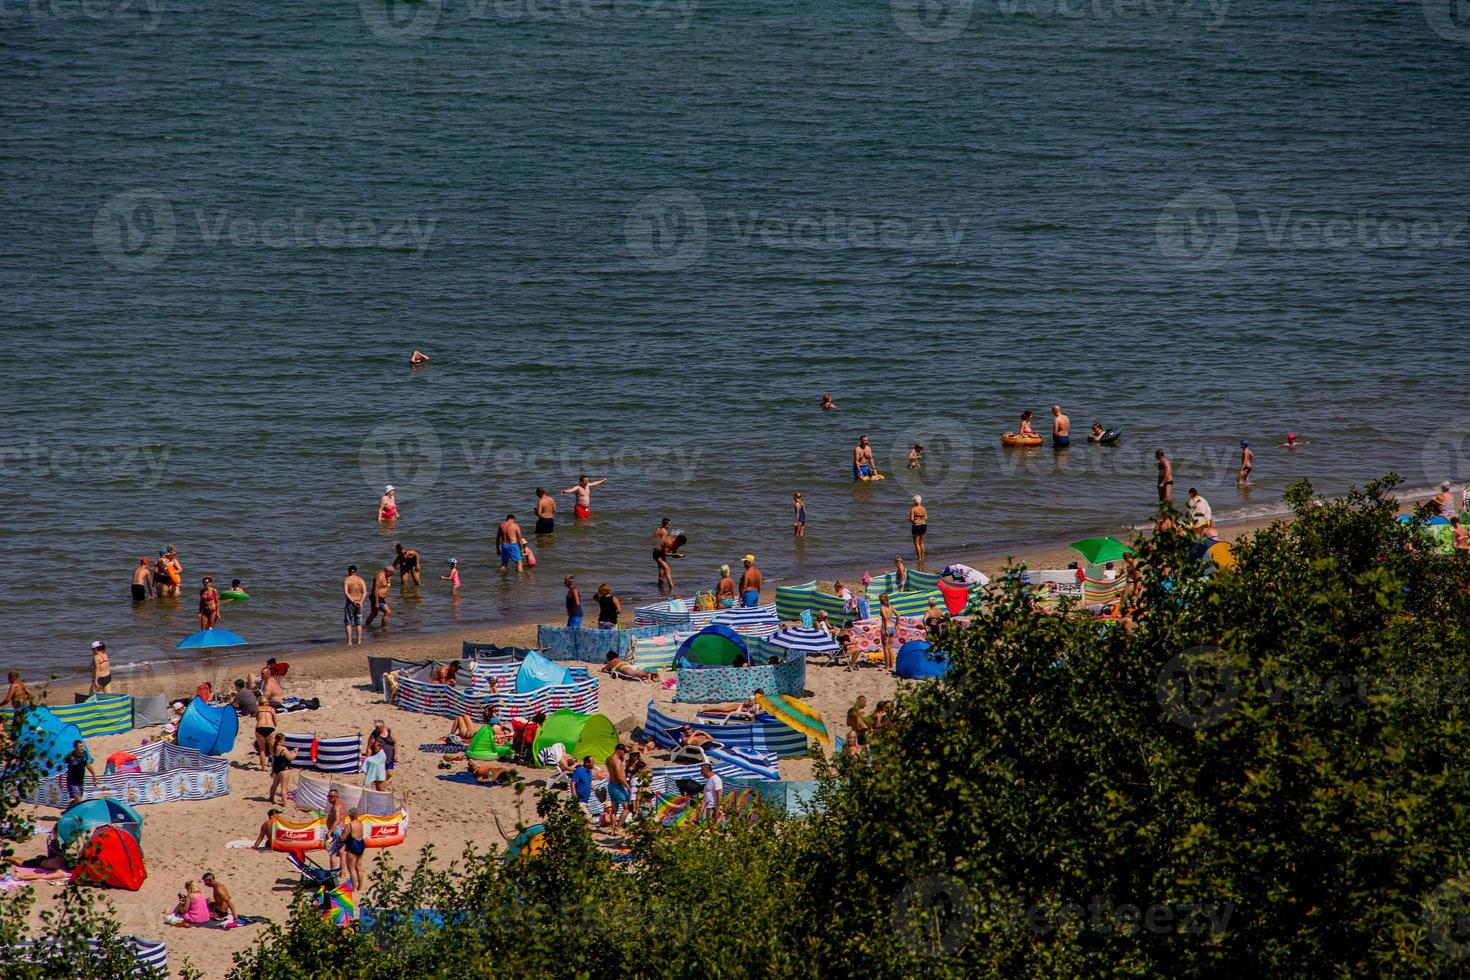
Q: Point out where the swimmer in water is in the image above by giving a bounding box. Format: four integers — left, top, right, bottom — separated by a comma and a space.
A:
1281, 433, 1299, 448
793, 492, 806, 537
1238, 440, 1253, 483
409, 350, 430, 364
441, 558, 460, 593
1088, 423, 1105, 443
379, 485, 398, 523
820, 393, 838, 411
1018, 410, 1037, 439
907, 444, 923, 469
1051, 405, 1070, 448
852, 435, 880, 481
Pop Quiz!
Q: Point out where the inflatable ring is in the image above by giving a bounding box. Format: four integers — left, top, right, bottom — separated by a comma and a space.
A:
1000, 433, 1043, 448
221, 590, 250, 601
1098, 428, 1121, 445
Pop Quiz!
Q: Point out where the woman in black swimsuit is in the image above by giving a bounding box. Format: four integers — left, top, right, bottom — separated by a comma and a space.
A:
595, 584, 621, 629
268, 734, 295, 805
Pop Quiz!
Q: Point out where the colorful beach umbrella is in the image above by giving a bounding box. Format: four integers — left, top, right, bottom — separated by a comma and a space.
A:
1069, 536, 1133, 564
322, 881, 356, 926
176, 629, 247, 650
754, 692, 833, 747
768, 626, 840, 655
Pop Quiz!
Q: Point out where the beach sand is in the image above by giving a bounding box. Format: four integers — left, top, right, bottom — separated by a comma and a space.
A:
3, 509, 1331, 978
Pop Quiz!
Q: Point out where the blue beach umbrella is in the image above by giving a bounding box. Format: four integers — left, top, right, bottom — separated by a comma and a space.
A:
768, 626, 840, 655
176, 629, 248, 650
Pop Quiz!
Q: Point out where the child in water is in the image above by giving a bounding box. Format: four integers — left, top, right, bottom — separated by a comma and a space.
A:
442, 558, 461, 593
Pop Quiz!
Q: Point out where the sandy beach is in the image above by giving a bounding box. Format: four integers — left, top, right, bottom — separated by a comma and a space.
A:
5, 504, 1406, 978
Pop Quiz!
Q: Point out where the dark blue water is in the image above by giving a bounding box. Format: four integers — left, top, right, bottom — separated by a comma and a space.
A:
3, 0, 1469, 671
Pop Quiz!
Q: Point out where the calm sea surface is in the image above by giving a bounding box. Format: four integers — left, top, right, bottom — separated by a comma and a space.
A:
3, 1, 1469, 674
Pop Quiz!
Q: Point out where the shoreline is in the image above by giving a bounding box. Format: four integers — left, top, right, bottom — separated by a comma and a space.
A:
25, 502, 1327, 705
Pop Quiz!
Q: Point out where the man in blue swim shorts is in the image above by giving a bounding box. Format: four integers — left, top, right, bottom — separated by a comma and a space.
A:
605, 744, 631, 832
496, 514, 525, 573
1051, 404, 1071, 449
739, 554, 762, 607
852, 435, 880, 480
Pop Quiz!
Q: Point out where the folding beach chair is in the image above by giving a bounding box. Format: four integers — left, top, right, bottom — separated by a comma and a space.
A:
285, 850, 339, 890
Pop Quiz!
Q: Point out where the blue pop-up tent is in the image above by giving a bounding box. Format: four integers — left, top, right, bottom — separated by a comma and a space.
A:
14, 706, 85, 775
515, 650, 571, 694
896, 640, 949, 680
57, 797, 144, 847
175, 697, 237, 755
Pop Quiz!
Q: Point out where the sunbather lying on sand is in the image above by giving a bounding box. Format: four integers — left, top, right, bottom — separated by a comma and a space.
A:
467, 759, 518, 785
603, 651, 658, 682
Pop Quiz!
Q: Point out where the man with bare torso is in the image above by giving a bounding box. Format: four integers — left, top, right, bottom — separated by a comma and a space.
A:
561, 475, 607, 520
1051, 404, 1070, 449
366, 564, 392, 627
497, 514, 525, 572
130, 557, 152, 602
534, 487, 557, 535
739, 555, 762, 608
343, 565, 367, 645
1156, 450, 1173, 503
852, 435, 880, 481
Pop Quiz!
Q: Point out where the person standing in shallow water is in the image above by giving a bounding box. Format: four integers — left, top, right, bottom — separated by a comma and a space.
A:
793, 492, 806, 537
1156, 450, 1173, 504
909, 495, 928, 565
130, 557, 152, 602
535, 487, 556, 535
1051, 404, 1070, 449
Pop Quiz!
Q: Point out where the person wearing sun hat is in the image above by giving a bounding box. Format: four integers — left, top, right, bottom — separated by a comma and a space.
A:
378, 485, 397, 523
739, 554, 761, 608
441, 557, 461, 593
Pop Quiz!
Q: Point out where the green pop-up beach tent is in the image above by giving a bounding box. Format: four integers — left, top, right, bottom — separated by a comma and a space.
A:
531, 710, 619, 763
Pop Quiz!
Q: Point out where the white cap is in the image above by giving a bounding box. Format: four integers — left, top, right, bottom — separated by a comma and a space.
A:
385, 484, 395, 492
90, 641, 104, 649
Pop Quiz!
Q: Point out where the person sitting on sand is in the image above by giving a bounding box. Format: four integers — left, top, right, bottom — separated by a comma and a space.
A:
430, 661, 460, 686
813, 609, 832, 634
166, 880, 212, 927
923, 597, 947, 636
603, 650, 658, 682
202, 871, 238, 924
253, 809, 282, 850
409, 350, 430, 364
0, 671, 31, 708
